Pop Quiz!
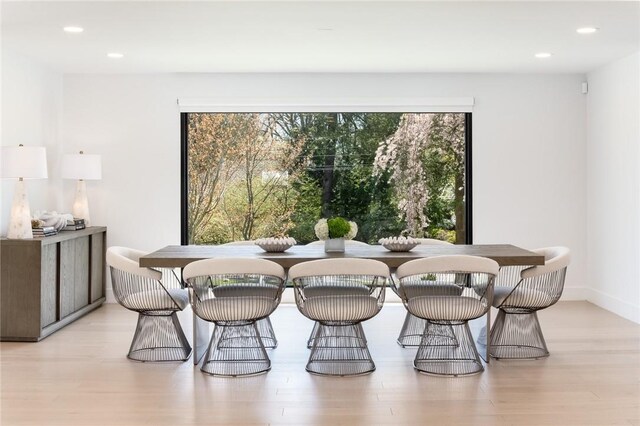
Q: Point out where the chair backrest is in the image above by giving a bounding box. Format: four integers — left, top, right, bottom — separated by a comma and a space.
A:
289, 258, 389, 280
106, 246, 182, 311
106, 246, 161, 280
289, 258, 388, 301
395, 255, 499, 321
305, 240, 370, 247
496, 247, 570, 287
496, 246, 570, 310
397, 255, 499, 279
520, 246, 570, 279
289, 258, 389, 322
494, 264, 530, 288
416, 238, 452, 246
183, 258, 286, 321
184, 257, 285, 280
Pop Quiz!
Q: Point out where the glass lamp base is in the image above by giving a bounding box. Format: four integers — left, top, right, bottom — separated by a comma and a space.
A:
7, 179, 33, 239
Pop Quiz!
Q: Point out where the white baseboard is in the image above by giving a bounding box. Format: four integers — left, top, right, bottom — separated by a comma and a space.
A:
586, 288, 640, 324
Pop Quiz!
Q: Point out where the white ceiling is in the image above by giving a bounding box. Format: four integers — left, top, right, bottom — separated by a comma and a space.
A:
2, 1, 639, 74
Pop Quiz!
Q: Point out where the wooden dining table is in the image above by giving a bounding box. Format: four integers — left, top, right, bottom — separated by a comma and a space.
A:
140, 243, 544, 365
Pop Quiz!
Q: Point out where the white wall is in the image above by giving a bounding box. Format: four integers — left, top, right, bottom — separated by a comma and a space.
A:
586, 51, 640, 323
1, 50, 64, 234
62, 73, 587, 303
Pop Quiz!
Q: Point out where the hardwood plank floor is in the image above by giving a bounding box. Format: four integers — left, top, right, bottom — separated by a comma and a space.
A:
1, 301, 639, 425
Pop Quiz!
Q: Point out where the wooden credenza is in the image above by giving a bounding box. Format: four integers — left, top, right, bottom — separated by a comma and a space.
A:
1, 226, 106, 341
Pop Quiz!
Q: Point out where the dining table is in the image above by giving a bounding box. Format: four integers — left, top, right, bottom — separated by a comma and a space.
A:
140, 243, 545, 365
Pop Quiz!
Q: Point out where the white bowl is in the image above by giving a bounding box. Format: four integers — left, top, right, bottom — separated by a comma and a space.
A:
255, 237, 296, 253
378, 237, 419, 252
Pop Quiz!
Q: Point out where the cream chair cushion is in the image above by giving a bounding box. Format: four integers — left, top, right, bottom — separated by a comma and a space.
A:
107, 246, 162, 281
196, 297, 277, 322
493, 286, 554, 309
304, 295, 379, 322
407, 295, 486, 321
121, 288, 189, 311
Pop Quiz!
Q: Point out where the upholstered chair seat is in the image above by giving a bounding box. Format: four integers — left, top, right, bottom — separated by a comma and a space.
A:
121, 289, 189, 311
407, 296, 488, 321
492, 286, 555, 309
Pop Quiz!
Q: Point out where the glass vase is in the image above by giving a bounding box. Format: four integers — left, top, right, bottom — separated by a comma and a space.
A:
324, 238, 345, 253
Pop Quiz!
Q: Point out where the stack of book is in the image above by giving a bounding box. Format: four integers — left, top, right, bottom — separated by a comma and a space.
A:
63, 218, 86, 231
32, 226, 58, 238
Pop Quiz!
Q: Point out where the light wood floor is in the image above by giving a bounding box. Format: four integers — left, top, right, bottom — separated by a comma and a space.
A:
1, 302, 639, 426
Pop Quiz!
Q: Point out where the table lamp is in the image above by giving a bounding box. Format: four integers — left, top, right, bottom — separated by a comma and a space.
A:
1, 144, 48, 239
61, 151, 102, 226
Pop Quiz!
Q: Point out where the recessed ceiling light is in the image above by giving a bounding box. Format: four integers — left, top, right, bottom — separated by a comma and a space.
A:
107, 53, 124, 59
535, 52, 552, 59
577, 27, 599, 34
63, 26, 84, 33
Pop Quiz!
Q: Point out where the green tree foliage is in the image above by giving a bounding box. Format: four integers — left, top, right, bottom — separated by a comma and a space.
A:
424, 114, 466, 243
287, 174, 322, 243
187, 113, 248, 244
270, 113, 402, 243
188, 113, 303, 243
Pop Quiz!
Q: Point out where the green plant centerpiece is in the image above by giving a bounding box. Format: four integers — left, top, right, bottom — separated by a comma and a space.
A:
314, 217, 358, 253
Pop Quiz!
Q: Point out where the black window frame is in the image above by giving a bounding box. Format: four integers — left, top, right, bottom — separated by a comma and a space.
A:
180, 112, 473, 245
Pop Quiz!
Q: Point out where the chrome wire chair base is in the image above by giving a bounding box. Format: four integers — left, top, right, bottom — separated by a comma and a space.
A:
306, 323, 374, 376
306, 321, 320, 349
128, 312, 192, 362
397, 313, 428, 347
489, 310, 549, 360
257, 317, 278, 349
398, 314, 460, 348
201, 323, 271, 377
414, 321, 483, 376
307, 321, 368, 349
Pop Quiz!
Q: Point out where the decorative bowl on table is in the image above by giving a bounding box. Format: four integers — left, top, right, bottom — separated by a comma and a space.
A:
378, 236, 419, 252
255, 237, 296, 253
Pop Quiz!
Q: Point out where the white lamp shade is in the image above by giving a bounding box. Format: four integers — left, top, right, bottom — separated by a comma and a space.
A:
0, 145, 48, 179
61, 153, 102, 180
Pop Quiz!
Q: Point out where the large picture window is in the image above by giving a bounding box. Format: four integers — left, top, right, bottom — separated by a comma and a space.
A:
181, 112, 472, 245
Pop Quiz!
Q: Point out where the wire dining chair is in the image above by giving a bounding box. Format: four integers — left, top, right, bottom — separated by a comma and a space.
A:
183, 258, 286, 377
289, 258, 389, 376
106, 246, 192, 362
395, 255, 499, 376
489, 246, 570, 360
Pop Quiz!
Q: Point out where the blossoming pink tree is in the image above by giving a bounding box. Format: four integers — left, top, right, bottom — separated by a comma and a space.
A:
373, 114, 433, 236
